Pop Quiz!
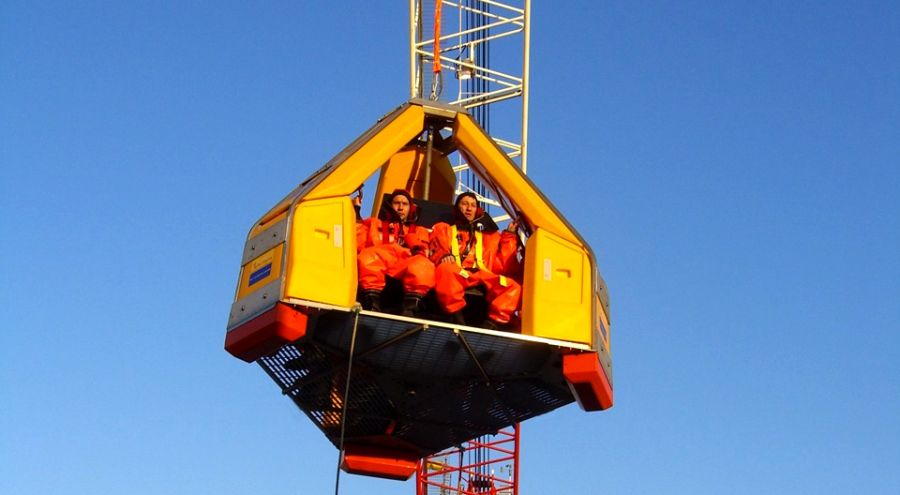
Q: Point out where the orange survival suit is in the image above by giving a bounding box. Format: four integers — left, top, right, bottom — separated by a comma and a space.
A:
357, 189, 435, 314
429, 193, 522, 328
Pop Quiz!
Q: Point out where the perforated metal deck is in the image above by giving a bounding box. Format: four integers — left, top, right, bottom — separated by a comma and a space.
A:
257, 309, 580, 457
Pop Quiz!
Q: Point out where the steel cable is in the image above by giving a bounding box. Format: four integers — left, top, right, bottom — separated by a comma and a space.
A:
333, 308, 362, 495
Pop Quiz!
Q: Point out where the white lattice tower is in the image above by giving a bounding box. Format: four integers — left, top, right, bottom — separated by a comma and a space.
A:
410, 0, 531, 219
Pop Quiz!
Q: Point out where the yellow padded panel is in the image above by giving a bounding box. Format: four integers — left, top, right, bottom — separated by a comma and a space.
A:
236, 243, 284, 300
521, 228, 592, 345
283, 197, 357, 308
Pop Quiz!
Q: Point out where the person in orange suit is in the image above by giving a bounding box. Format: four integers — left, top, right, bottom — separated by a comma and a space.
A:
429, 192, 522, 330
357, 189, 434, 316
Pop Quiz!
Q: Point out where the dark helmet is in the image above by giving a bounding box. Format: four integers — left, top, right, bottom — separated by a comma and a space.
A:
453, 192, 494, 231
379, 188, 418, 223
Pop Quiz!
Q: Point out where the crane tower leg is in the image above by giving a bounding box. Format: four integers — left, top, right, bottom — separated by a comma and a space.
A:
416, 424, 520, 495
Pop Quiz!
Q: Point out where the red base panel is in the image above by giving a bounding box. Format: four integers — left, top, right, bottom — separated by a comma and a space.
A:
562, 351, 614, 411
342, 445, 419, 481
225, 303, 308, 363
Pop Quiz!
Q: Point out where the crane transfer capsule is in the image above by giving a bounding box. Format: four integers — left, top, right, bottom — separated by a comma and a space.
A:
224, 99, 613, 480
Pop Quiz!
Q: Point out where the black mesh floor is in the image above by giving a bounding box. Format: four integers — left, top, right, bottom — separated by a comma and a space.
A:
257, 310, 576, 457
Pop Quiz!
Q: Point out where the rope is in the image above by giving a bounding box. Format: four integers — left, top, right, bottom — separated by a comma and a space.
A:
333, 308, 362, 495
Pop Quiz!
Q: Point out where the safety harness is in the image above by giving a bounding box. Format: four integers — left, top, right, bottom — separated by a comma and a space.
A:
450, 225, 485, 271
379, 221, 405, 246
449, 225, 510, 287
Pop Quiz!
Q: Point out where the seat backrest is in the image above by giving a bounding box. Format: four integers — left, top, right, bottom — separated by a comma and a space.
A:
378, 193, 449, 229
412, 197, 454, 229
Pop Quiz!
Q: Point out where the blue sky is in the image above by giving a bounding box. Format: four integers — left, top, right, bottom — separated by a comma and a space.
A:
2, 1, 898, 494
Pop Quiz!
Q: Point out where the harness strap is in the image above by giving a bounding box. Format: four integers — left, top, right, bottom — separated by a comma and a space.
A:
374, 220, 405, 246
450, 225, 486, 271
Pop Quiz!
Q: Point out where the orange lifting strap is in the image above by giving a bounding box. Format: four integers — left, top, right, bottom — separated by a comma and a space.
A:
432, 0, 443, 74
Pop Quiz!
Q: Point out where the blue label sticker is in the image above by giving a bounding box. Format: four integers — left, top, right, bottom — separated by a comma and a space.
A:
249, 263, 272, 286
598, 319, 607, 342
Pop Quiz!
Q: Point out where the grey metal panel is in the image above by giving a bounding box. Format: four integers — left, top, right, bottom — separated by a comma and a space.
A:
241, 217, 288, 264
409, 97, 465, 119
598, 343, 614, 386
227, 278, 281, 331
595, 267, 611, 322
592, 314, 614, 386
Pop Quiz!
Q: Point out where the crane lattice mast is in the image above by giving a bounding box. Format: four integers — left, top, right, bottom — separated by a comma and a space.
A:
410, 0, 531, 219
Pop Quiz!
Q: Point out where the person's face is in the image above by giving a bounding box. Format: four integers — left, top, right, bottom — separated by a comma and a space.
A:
391, 195, 410, 221
457, 196, 478, 222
